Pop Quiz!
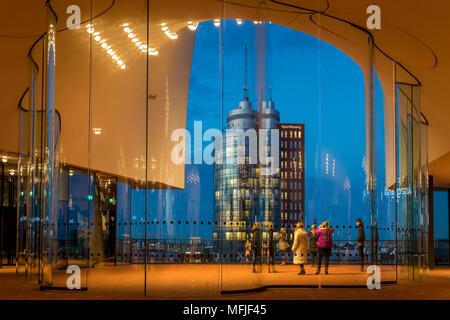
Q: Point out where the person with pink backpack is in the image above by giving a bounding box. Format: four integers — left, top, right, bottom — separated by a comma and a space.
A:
314, 221, 335, 275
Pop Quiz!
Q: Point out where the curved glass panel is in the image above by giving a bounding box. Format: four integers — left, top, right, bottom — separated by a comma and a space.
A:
13, 0, 430, 297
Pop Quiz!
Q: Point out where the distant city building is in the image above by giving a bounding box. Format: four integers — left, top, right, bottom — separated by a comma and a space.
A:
278, 123, 305, 239
213, 72, 281, 251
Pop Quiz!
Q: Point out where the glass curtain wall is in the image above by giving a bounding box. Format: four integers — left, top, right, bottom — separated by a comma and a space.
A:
396, 75, 429, 282
16, 0, 430, 296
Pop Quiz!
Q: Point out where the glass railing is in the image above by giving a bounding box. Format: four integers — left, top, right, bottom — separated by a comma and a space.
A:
88, 239, 403, 265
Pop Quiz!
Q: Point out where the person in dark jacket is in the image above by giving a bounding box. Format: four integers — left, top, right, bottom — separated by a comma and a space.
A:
267, 223, 276, 273
356, 218, 365, 272
308, 224, 319, 266
251, 223, 261, 273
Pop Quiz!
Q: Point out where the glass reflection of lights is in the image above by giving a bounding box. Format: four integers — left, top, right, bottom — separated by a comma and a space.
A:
160, 22, 178, 39
122, 23, 158, 56
236, 18, 243, 25
213, 19, 220, 27
86, 24, 126, 69
187, 21, 198, 30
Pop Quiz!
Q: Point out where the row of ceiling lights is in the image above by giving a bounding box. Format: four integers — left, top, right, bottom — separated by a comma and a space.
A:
2, 156, 15, 175
122, 23, 159, 56
86, 24, 126, 69
84, 19, 266, 71
213, 19, 268, 27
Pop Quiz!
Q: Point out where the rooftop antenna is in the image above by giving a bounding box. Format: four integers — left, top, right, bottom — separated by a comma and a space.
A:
243, 43, 249, 100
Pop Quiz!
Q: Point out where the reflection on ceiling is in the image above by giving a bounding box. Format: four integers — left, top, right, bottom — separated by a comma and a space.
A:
160, 22, 178, 40
122, 23, 158, 56
86, 23, 126, 69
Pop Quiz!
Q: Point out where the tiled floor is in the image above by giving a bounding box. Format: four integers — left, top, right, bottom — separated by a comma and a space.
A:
0, 264, 448, 300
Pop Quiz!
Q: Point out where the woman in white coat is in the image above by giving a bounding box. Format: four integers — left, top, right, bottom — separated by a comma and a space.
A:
292, 222, 309, 275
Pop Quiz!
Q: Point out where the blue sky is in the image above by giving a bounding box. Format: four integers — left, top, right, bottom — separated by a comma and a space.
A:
145, 20, 373, 240
65, 20, 448, 242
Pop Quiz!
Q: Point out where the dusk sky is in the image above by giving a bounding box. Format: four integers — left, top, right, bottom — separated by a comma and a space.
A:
67, 20, 448, 241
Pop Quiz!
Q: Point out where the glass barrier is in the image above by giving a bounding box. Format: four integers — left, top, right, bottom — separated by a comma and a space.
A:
14, 0, 430, 296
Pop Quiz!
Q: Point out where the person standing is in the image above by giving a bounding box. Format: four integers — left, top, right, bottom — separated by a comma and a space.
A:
245, 239, 251, 264
308, 224, 318, 267
292, 222, 309, 275
356, 218, 365, 272
314, 221, 334, 275
267, 223, 276, 273
277, 227, 289, 265
251, 223, 261, 273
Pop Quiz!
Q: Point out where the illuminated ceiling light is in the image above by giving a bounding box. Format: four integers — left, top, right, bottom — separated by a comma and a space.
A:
123, 24, 158, 58
236, 18, 243, 25
214, 19, 220, 27
159, 23, 178, 39
93, 32, 100, 36
87, 26, 126, 71
1, 156, 7, 163
148, 48, 158, 56
122, 23, 129, 27
187, 21, 198, 30
93, 128, 102, 135
164, 31, 178, 39
120, 65, 126, 70
86, 24, 95, 33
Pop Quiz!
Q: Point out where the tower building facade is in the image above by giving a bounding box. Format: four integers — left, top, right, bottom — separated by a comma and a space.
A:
213, 93, 281, 254
278, 123, 305, 239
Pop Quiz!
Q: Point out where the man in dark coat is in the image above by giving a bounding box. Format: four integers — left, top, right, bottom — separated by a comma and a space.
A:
251, 223, 261, 273
356, 218, 365, 272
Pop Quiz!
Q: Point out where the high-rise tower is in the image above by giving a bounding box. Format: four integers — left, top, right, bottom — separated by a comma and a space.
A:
213, 46, 281, 253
